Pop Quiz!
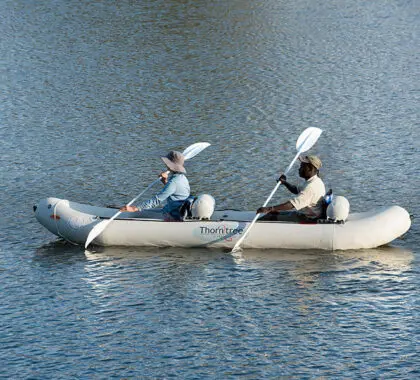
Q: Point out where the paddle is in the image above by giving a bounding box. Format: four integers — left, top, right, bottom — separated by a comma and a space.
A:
231, 127, 323, 253
85, 142, 211, 249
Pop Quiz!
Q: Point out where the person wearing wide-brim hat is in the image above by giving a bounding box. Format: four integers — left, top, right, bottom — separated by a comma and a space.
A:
120, 150, 190, 220
257, 155, 326, 222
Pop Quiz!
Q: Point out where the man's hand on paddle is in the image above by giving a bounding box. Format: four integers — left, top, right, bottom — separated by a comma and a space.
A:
277, 174, 287, 184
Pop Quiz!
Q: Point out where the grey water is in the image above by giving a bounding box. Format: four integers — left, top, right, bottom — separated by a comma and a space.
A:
1, 0, 419, 378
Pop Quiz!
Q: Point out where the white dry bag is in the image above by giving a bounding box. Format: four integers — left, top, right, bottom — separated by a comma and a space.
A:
191, 194, 215, 220
326, 195, 350, 222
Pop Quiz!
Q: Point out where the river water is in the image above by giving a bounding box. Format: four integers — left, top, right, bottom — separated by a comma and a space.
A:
1, 0, 419, 378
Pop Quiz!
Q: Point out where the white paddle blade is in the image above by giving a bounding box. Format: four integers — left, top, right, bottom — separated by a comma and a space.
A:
295, 127, 323, 153
85, 218, 113, 248
182, 142, 210, 160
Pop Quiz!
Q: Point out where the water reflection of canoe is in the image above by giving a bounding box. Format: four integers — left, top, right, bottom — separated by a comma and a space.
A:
34, 197, 411, 251
82, 246, 414, 273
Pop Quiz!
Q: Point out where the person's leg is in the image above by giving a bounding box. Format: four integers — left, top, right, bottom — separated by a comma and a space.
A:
138, 209, 165, 219
164, 213, 182, 222
259, 211, 311, 223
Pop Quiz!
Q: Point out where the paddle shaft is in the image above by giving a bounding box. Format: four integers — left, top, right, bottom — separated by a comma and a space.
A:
119, 177, 162, 211
231, 151, 300, 252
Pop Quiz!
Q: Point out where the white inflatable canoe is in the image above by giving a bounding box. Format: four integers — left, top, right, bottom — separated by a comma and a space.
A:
33, 197, 411, 250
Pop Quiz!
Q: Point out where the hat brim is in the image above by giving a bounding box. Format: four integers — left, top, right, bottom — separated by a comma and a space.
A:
298, 156, 321, 170
298, 156, 311, 164
161, 157, 186, 173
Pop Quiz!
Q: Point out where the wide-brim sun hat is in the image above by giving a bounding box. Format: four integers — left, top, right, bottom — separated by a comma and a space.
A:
299, 155, 322, 170
161, 150, 186, 173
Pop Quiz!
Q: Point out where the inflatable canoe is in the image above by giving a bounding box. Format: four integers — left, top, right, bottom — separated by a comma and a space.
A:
33, 197, 411, 250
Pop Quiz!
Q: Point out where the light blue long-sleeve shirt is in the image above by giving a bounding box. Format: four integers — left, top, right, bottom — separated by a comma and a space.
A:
138, 173, 190, 217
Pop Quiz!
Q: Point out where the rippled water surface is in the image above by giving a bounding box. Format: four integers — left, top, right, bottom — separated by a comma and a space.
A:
1, 0, 419, 378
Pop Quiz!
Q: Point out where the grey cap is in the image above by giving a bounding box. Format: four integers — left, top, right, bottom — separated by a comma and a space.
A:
161, 150, 186, 173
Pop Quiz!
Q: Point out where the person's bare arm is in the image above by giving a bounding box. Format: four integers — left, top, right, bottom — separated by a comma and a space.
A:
278, 175, 299, 194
